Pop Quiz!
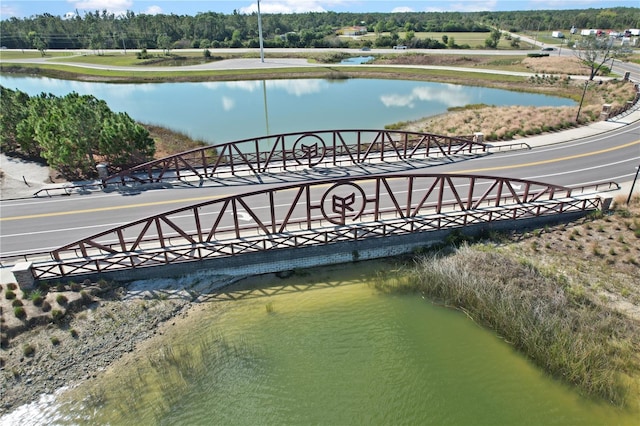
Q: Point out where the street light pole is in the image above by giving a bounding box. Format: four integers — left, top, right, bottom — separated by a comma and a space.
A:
257, 0, 264, 63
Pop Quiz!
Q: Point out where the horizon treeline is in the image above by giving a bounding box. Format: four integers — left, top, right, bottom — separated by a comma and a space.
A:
0, 7, 638, 51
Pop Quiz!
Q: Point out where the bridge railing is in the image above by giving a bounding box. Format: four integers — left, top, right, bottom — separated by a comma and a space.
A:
103, 130, 488, 185
20, 174, 607, 280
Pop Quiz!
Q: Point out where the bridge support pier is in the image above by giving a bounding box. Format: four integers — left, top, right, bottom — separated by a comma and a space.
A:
11, 262, 35, 290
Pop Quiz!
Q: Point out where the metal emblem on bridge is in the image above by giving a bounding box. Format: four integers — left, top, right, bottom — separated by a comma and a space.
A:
320, 182, 366, 225
293, 134, 326, 167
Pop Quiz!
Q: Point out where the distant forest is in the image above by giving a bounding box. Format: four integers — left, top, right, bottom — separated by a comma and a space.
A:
0, 7, 638, 51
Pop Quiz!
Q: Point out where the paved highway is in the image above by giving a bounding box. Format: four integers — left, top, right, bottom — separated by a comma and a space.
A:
1, 57, 639, 258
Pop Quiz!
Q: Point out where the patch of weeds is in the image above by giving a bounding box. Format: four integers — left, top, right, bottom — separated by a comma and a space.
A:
616, 208, 632, 218
51, 336, 61, 346
609, 247, 617, 256
23, 344, 35, 357
13, 306, 26, 319
80, 290, 92, 304
265, 301, 275, 313
70, 329, 78, 338
591, 243, 603, 257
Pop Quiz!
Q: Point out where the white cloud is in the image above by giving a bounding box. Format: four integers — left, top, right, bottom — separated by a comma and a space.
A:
69, 0, 133, 15
143, 5, 163, 15
266, 79, 325, 96
222, 96, 235, 111
238, 1, 353, 14
424, 0, 498, 12
392, 7, 414, 13
1, 3, 19, 17
380, 85, 471, 108
223, 79, 325, 96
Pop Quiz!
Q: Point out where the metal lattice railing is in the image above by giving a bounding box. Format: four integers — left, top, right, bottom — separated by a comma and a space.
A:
20, 174, 606, 280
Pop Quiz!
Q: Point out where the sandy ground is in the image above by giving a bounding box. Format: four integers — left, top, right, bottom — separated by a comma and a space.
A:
0, 154, 59, 200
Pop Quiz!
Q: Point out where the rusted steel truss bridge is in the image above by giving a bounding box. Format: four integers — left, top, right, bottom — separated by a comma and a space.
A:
103, 129, 521, 185
31, 173, 609, 280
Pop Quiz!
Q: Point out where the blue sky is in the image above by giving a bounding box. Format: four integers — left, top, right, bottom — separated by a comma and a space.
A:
1, 0, 637, 19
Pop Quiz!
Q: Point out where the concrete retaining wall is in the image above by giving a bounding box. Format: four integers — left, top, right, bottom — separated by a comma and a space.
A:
47, 210, 590, 284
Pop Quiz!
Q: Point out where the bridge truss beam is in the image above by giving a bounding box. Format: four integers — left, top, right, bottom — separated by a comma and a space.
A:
103, 130, 490, 185
28, 174, 605, 280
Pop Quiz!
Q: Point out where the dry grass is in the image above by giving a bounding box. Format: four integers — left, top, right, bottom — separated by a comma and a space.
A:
142, 124, 208, 159
374, 194, 640, 408
521, 56, 592, 75
399, 79, 637, 141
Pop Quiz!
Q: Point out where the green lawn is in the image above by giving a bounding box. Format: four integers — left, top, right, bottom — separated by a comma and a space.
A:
362, 31, 535, 49
0, 50, 77, 59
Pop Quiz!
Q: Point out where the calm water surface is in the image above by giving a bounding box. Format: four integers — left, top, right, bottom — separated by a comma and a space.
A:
1, 75, 574, 144
9, 263, 635, 425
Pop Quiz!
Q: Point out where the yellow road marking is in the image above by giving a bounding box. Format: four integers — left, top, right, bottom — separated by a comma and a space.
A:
0, 195, 221, 222
2, 139, 638, 222
453, 139, 640, 174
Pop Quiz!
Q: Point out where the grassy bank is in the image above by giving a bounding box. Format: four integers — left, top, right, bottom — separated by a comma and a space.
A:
373, 196, 640, 408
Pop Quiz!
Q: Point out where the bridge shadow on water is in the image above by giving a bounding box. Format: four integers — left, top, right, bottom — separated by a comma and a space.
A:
124, 261, 402, 304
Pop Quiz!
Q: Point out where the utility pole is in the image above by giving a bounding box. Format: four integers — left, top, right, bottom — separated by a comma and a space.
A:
257, 0, 264, 63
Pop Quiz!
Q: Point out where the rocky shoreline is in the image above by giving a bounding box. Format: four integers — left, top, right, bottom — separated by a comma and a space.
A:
0, 273, 243, 417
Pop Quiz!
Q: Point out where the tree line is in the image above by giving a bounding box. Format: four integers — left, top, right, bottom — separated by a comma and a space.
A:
1, 7, 636, 52
0, 87, 155, 178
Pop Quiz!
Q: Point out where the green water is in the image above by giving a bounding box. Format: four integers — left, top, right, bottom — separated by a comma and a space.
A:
52, 264, 637, 425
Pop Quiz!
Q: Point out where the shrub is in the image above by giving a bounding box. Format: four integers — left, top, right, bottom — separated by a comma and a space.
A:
23, 344, 35, 357
80, 290, 92, 304
14, 306, 26, 319
70, 282, 82, 292
51, 309, 64, 321
41, 301, 52, 312
56, 283, 66, 292
56, 294, 68, 305
32, 295, 44, 306
50, 336, 61, 346
12, 299, 23, 307
7, 283, 17, 290
5, 290, 16, 300
70, 329, 78, 338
